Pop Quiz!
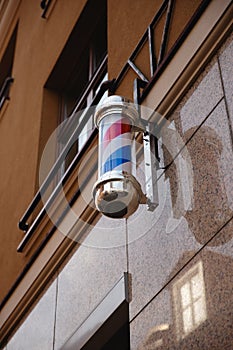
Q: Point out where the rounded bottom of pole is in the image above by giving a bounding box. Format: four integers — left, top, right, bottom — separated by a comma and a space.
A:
93, 172, 144, 219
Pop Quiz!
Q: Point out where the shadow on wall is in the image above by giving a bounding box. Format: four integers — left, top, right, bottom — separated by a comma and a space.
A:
184, 126, 233, 246
164, 124, 233, 246
139, 121, 233, 348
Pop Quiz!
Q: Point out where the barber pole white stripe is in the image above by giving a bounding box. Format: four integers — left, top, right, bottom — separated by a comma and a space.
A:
100, 116, 132, 176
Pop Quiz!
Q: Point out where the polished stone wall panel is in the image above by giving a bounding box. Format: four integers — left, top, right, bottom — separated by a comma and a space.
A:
7, 280, 57, 350
179, 60, 223, 134
128, 40, 233, 321
161, 59, 224, 161
130, 218, 233, 350
54, 216, 127, 349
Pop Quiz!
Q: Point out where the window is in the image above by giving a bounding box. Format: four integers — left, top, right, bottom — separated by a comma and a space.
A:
173, 261, 207, 339
45, 0, 107, 179
59, 14, 107, 172
59, 14, 107, 122
0, 25, 17, 110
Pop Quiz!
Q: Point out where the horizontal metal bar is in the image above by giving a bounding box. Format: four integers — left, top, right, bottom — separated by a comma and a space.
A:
18, 80, 114, 250
74, 54, 108, 115
17, 127, 97, 252
18, 56, 109, 232
58, 54, 108, 142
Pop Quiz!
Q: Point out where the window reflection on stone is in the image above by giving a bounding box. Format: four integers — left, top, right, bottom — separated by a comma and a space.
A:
140, 323, 170, 349
139, 251, 233, 350
173, 261, 207, 339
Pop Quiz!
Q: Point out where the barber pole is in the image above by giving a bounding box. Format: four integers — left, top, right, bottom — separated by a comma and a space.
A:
100, 115, 132, 177
93, 96, 145, 218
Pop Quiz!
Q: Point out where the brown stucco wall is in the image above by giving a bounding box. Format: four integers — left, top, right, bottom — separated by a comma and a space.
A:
0, 0, 87, 302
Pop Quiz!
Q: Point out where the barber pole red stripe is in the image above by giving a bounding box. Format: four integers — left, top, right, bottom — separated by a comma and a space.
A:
100, 116, 132, 176
103, 117, 131, 146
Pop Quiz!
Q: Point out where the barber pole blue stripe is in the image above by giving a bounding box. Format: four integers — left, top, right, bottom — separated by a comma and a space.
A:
99, 115, 133, 177
103, 145, 131, 173
101, 133, 131, 166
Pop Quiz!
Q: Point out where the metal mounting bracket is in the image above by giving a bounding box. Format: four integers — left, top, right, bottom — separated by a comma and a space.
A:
133, 78, 160, 211
143, 122, 159, 211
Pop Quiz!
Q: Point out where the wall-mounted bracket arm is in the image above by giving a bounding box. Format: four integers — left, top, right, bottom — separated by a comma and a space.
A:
143, 122, 159, 211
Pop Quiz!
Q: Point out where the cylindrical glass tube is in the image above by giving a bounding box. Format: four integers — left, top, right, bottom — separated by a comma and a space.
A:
93, 95, 144, 219
98, 113, 135, 179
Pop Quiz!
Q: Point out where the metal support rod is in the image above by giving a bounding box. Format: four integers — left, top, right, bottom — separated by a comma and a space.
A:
143, 123, 159, 211
158, 0, 174, 65
18, 76, 114, 233
133, 78, 159, 211
148, 25, 157, 76
133, 78, 147, 107
128, 60, 149, 83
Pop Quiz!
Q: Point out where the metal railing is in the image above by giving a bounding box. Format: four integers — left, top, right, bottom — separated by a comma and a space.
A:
18, 55, 113, 251
112, 0, 210, 103
18, 0, 211, 251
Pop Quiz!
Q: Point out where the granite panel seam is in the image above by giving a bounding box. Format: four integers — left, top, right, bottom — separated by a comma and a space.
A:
52, 277, 58, 350
217, 56, 233, 150
126, 219, 130, 274
157, 95, 225, 183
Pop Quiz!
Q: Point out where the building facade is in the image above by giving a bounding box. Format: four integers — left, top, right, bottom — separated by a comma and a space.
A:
0, 0, 232, 349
